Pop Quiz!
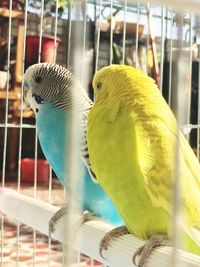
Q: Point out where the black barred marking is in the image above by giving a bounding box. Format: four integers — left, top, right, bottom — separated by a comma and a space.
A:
27, 62, 93, 111
80, 110, 97, 181
80, 146, 89, 153
28, 64, 72, 107
35, 76, 43, 83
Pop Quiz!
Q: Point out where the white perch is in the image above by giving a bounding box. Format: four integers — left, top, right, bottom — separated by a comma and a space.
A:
0, 188, 200, 267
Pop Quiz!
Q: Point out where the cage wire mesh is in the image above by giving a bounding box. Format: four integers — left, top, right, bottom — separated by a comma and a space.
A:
1, 0, 200, 266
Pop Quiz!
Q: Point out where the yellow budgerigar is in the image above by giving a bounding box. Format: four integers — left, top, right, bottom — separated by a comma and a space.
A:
87, 64, 200, 265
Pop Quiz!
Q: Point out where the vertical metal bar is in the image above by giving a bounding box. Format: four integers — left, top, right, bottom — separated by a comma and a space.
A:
1, 0, 13, 265
66, 2, 79, 265
197, 47, 200, 161
17, 0, 28, 196
32, 131, 38, 267
34, 0, 45, 203
159, 6, 166, 92
53, 0, 59, 64
38, 0, 45, 63
16, 0, 29, 265
64, 3, 84, 265
94, 0, 97, 22
148, 5, 160, 85
109, 0, 113, 65
186, 13, 193, 141
2, 0, 13, 190
48, 166, 52, 267
90, 258, 94, 266
65, 3, 73, 263
67, 0, 73, 68
172, 12, 184, 267
0, 216, 3, 267
95, 0, 102, 72
81, 0, 88, 84
48, 166, 53, 203
135, 0, 140, 69
146, 3, 150, 73
77, 251, 81, 262
62, 186, 66, 266
49, 1, 60, 265
122, 0, 127, 64
33, 1, 45, 266
168, 9, 173, 107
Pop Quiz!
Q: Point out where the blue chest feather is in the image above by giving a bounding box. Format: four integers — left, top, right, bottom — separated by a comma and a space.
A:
36, 102, 123, 225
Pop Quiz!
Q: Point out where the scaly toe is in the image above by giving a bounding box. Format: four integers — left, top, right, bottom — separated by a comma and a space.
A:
82, 212, 96, 223
132, 234, 169, 267
49, 206, 67, 237
132, 245, 145, 266
99, 226, 129, 259
99, 233, 110, 259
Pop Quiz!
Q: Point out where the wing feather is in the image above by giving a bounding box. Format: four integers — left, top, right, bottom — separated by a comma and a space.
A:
80, 109, 98, 183
134, 111, 200, 245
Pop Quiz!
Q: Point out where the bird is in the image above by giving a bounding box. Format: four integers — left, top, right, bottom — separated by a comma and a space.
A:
23, 62, 123, 230
87, 64, 200, 266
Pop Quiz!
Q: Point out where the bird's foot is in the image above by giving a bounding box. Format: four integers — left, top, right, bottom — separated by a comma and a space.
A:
82, 211, 96, 223
99, 225, 129, 259
132, 234, 169, 267
49, 208, 98, 238
49, 206, 67, 237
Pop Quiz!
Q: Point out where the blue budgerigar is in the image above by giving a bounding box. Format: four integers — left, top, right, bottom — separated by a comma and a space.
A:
23, 63, 123, 227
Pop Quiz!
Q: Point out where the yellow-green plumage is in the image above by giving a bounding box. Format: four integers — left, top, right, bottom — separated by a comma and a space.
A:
87, 64, 200, 254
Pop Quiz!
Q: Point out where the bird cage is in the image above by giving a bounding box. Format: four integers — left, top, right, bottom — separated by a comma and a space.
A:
0, 0, 200, 266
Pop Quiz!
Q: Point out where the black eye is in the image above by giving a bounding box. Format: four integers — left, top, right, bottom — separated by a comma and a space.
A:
35, 76, 42, 83
96, 82, 102, 90
32, 93, 44, 104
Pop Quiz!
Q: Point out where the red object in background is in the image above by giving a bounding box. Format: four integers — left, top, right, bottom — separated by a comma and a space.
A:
0, 0, 23, 10
25, 35, 61, 68
85, 259, 103, 266
21, 158, 49, 184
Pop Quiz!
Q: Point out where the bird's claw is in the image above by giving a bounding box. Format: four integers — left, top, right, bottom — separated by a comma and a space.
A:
99, 225, 129, 259
99, 231, 112, 259
82, 212, 96, 223
132, 234, 169, 267
49, 208, 96, 238
49, 206, 67, 237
